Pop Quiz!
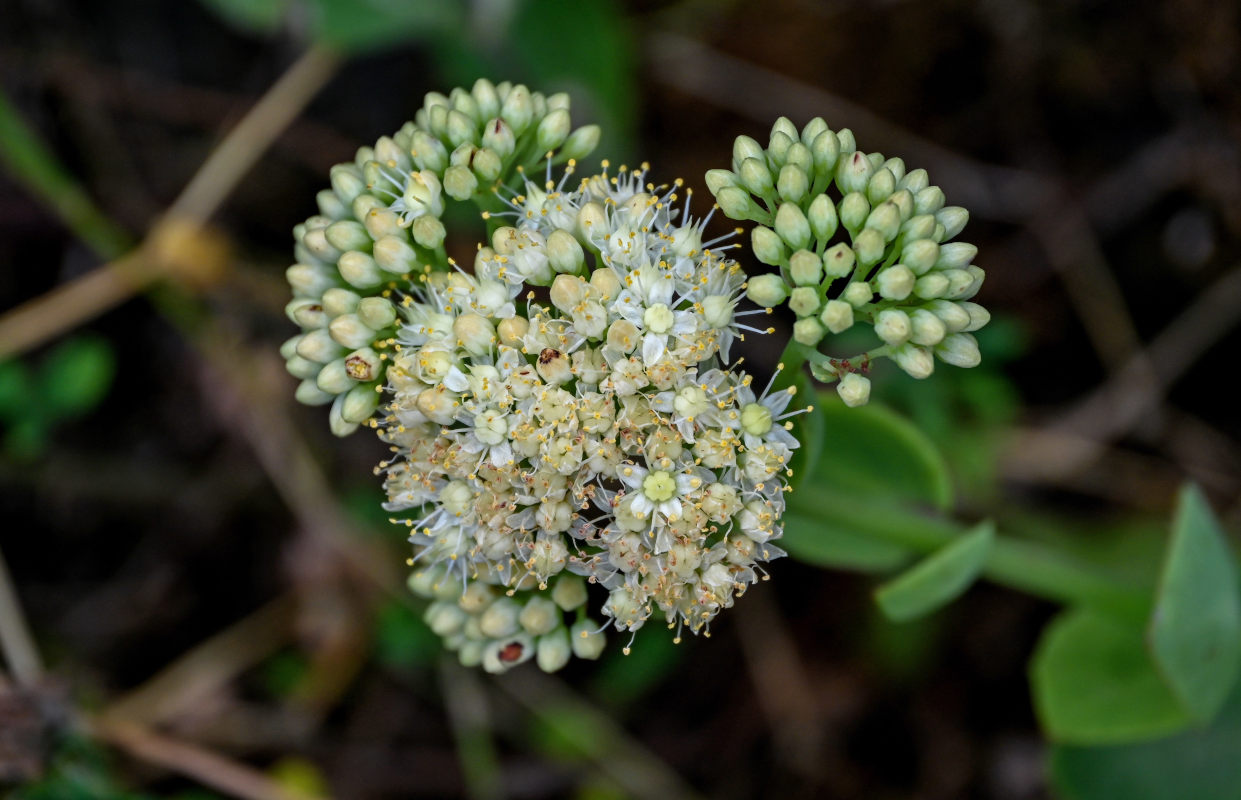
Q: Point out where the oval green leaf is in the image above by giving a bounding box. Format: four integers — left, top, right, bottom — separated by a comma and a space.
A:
781, 511, 911, 573
874, 520, 994, 622
1032, 608, 1194, 745
40, 336, 115, 419
1148, 483, 1241, 722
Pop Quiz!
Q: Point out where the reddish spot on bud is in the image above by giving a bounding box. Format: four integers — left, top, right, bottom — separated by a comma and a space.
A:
498, 642, 525, 663
538, 348, 559, 365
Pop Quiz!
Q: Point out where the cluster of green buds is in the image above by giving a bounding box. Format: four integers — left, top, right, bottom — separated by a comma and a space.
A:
705, 117, 990, 407
283, 80, 601, 435
409, 567, 605, 674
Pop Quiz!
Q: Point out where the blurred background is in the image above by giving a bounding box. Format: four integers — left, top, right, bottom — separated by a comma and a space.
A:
2, 0, 1240, 798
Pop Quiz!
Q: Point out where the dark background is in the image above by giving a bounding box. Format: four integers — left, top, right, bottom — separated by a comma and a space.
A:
2, 0, 1240, 798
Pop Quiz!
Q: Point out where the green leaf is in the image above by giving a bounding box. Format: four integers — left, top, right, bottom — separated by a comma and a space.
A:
874, 520, 994, 622
196, 0, 290, 33
1148, 484, 1241, 722
781, 511, 911, 573
1032, 608, 1194, 745
373, 600, 438, 668
1049, 680, 1241, 800
40, 335, 115, 419
307, 0, 463, 53
786, 373, 825, 491
0, 359, 34, 420
809, 396, 953, 510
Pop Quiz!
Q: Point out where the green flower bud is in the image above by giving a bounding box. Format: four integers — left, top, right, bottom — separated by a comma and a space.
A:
784, 142, 813, 175
301, 228, 341, 263
536, 108, 571, 153
852, 228, 886, 266
705, 169, 739, 195
453, 313, 496, 356
480, 118, 516, 159
902, 239, 940, 275
892, 342, 934, 379
927, 300, 972, 333
767, 131, 795, 166
472, 78, 500, 119
788, 249, 823, 285
881, 156, 906, 183
316, 358, 356, 395
324, 220, 368, 253
316, 189, 348, 220
899, 167, 929, 194
519, 596, 561, 636
445, 109, 476, 148
867, 168, 896, 204
499, 84, 533, 134
810, 129, 841, 178
774, 203, 812, 250
876, 264, 915, 300
471, 148, 503, 182
732, 135, 764, 170
839, 192, 870, 234
551, 577, 587, 612
357, 296, 397, 330
777, 164, 810, 204
571, 619, 606, 660
901, 213, 937, 241
321, 287, 360, 317
909, 308, 947, 346
482, 633, 534, 673
340, 382, 380, 423
328, 394, 359, 436
359, 203, 400, 238
875, 308, 911, 344
770, 115, 799, 144
837, 373, 871, 407
279, 335, 301, 360
449, 86, 480, 121
443, 164, 478, 200
960, 301, 991, 332
887, 188, 914, 221
406, 565, 444, 599
411, 130, 448, 172
536, 628, 572, 673
372, 236, 418, 274
936, 242, 977, 269
739, 157, 774, 197
841, 280, 873, 307
788, 286, 820, 317
915, 185, 946, 215
295, 378, 334, 406
822, 242, 856, 278
936, 333, 981, 368
329, 313, 377, 349
545, 91, 569, 112
560, 124, 601, 161
935, 206, 969, 240
285, 354, 321, 380
715, 186, 757, 221
412, 216, 447, 250
820, 299, 854, 333
807, 194, 838, 242
288, 260, 337, 298
864, 202, 902, 241
480, 597, 521, 639
940, 268, 975, 298
914, 272, 950, 299
866, 152, 885, 169
338, 251, 384, 288
801, 116, 828, 145
835, 150, 874, 194
792, 317, 826, 346
287, 298, 327, 329
836, 128, 857, 153
458, 641, 484, 668
329, 164, 365, 205
547, 229, 585, 274
746, 273, 788, 307
751, 225, 786, 266
296, 328, 344, 363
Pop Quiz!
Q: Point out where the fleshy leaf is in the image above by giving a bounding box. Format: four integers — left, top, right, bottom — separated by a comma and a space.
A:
1148, 484, 1241, 722
1032, 608, 1194, 745
874, 521, 994, 622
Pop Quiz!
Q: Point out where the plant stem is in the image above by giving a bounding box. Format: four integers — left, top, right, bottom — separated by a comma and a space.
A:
0, 543, 43, 685
789, 492, 1152, 623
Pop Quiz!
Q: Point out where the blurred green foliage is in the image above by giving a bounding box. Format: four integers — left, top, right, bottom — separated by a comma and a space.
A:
9, 734, 221, 800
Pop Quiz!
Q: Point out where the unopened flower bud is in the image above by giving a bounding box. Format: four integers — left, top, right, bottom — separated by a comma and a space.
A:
443, 164, 478, 200
329, 164, 365, 204
560, 124, 601, 161
705, 169, 740, 195
606, 319, 639, 352
836, 128, 857, 153
900, 167, 929, 194
482, 633, 534, 674
296, 328, 344, 363
739, 157, 774, 197
571, 619, 606, 660
325, 220, 370, 252
328, 393, 359, 437
793, 317, 826, 346
788, 287, 820, 317
927, 299, 972, 332
590, 267, 621, 299
959, 301, 990, 332
412, 215, 447, 250
902, 239, 940, 275
836, 150, 874, 194
301, 228, 341, 263
839, 192, 870, 234
335, 251, 381, 289
296, 378, 334, 406
817, 242, 852, 280
811, 129, 841, 177
320, 288, 359, 317
775, 203, 812, 250
841, 280, 873, 307
373, 236, 419, 274
941, 268, 975, 298
876, 265, 915, 300
287, 263, 336, 298
340, 383, 380, 423
867, 168, 896, 204
547, 229, 585, 274
853, 228, 886, 266
936, 242, 977, 269
746, 273, 788, 307
732, 135, 764, 169
901, 214, 937, 241
329, 313, 377, 349
789, 250, 823, 286
909, 308, 947, 346
936, 333, 981, 367
286, 354, 321, 380
715, 187, 758, 221
820, 299, 854, 333
576, 202, 607, 241
425, 601, 469, 637
801, 117, 828, 145
837, 372, 871, 407
864, 202, 902, 241
914, 273, 950, 300
497, 316, 529, 346
453, 313, 496, 356
287, 298, 327, 329
316, 359, 356, 395
402, 170, 444, 219
537, 628, 572, 673
767, 131, 794, 166
471, 148, 503, 182
807, 194, 838, 243
519, 596, 561, 636
550, 274, 587, 313
480, 117, 516, 159
357, 297, 397, 330
875, 309, 911, 344
480, 597, 521, 638
500, 85, 533, 133
915, 185, 946, 215
361, 206, 402, 240
752, 225, 786, 266
777, 164, 809, 203
936, 206, 969, 240
551, 575, 587, 611
784, 142, 812, 176
893, 343, 935, 378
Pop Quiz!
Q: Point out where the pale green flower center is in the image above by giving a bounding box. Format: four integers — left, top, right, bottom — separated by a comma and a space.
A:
643, 303, 675, 334
740, 402, 773, 436
642, 470, 677, 502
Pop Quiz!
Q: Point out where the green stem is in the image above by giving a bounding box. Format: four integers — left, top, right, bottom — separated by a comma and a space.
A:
789, 492, 1152, 623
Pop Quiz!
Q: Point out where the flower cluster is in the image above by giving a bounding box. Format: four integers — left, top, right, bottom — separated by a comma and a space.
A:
374, 164, 803, 670
705, 117, 991, 407
282, 81, 600, 435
